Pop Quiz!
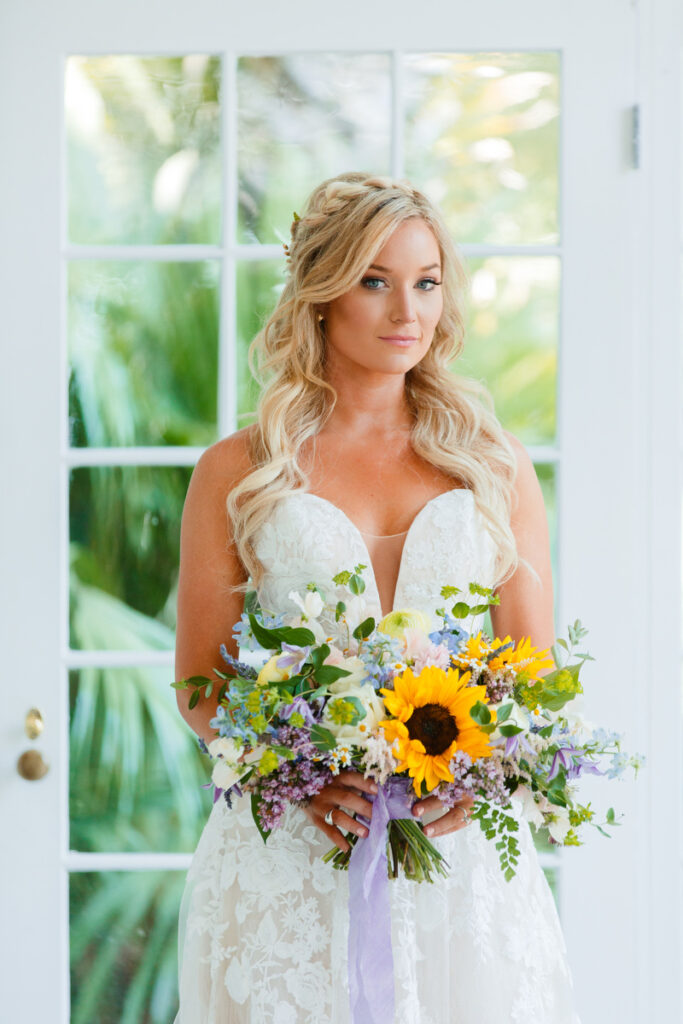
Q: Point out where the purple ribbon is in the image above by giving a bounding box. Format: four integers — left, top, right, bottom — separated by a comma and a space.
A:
347, 778, 413, 1024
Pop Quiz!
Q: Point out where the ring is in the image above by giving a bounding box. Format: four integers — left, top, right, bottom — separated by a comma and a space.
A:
461, 807, 470, 824
324, 808, 335, 826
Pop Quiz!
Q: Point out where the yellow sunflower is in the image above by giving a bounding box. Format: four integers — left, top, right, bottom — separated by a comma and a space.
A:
379, 665, 492, 796
455, 632, 553, 681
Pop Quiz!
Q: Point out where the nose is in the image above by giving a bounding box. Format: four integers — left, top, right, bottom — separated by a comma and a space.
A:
390, 285, 417, 324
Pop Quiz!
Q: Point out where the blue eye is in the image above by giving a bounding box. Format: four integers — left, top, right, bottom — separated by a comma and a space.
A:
361, 277, 385, 290
417, 278, 441, 291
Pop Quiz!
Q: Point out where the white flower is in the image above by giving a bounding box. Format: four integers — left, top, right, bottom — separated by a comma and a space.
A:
327, 655, 369, 690
547, 805, 571, 843
208, 736, 242, 763
212, 760, 241, 790
321, 682, 385, 745
288, 589, 324, 620
513, 784, 545, 828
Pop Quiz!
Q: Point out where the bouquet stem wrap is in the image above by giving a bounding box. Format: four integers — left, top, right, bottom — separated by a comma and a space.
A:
348, 779, 413, 1024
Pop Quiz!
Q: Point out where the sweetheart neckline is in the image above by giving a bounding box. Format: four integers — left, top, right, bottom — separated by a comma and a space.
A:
287, 488, 473, 618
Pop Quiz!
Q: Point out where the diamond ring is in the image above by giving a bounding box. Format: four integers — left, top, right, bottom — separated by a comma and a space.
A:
324, 808, 335, 827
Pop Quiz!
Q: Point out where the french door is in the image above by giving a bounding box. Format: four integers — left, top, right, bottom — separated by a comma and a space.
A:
1, 1, 680, 1022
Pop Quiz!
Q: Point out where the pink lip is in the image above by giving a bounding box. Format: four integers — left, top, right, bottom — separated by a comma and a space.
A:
379, 335, 419, 345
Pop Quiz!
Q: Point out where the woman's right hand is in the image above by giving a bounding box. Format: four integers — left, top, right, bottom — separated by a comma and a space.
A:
304, 770, 378, 852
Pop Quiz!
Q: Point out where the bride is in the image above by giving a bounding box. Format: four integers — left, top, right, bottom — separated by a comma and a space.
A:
174, 172, 580, 1022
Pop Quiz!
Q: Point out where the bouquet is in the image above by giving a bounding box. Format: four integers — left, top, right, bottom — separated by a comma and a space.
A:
174, 565, 642, 883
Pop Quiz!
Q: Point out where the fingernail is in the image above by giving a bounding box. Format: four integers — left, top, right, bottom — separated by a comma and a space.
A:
370, 783, 378, 794
415, 806, 424, 817
424, 826, 433, 837
358, 827, 368, 838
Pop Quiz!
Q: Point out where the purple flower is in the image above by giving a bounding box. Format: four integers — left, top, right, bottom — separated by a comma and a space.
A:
277, 643, 312, 674
280, 697, 316, 726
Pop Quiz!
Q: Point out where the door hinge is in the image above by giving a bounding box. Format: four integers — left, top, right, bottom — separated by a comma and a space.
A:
631, 104, 641, 169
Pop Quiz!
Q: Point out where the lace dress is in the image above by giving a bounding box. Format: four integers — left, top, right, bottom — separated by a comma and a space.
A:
175, 489, 581, 1023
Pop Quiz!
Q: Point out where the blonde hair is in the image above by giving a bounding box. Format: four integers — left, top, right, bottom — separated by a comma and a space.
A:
228, 172, 518, 590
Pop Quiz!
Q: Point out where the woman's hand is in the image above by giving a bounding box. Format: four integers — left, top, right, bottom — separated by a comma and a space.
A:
304, 770, 379, 852
411, 793, 474, 839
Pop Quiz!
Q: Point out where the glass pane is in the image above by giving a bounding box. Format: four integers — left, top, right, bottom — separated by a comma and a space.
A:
542, 863, 560, 905
66, 55, 221, 245
237, 54, 392, 244
404, 52, 559, 245
70, 871, 183, 1024
69, 667, 211, 853
535, 463, 558, 598
236, 259, 287, 425
69, 466, 191, 650
458, 256, 559, 445
68, 261, 219, 447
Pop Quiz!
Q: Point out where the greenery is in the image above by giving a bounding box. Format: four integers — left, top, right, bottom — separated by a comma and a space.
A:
66, 51, 560, 1021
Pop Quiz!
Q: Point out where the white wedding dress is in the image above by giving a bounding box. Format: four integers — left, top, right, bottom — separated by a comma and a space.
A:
175, 489, 581, 1024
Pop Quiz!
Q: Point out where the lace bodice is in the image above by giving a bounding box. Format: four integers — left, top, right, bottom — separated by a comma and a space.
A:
252, 488, 498, 624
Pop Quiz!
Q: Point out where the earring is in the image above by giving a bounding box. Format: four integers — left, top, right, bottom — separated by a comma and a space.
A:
317, 313, 324, 323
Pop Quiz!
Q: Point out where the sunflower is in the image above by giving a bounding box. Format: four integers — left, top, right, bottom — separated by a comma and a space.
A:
455, 632, 553, 681
379, 665, 492, 796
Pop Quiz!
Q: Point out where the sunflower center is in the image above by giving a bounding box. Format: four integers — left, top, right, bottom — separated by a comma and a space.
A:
407, 703, 458, 756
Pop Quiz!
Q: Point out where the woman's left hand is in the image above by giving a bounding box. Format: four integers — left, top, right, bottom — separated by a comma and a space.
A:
411, 794, 473, 838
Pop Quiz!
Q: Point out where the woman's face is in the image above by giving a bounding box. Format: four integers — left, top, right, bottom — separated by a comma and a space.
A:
321, 217, 443, 377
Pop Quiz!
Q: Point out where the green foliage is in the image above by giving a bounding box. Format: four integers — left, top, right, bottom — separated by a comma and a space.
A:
469, 802, 520, 882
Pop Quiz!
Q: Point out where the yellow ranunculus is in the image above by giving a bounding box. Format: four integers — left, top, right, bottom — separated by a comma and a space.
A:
256, 654, 290, 686
378, 608, 431, 640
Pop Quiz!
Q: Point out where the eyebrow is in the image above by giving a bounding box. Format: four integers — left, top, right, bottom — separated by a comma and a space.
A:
369, 263, 441, 273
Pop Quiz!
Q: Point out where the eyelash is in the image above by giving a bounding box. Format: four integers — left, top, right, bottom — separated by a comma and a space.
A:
361, 276, 442, 291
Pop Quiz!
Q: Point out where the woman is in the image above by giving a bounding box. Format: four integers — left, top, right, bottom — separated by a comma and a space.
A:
174, 172, 579, 1022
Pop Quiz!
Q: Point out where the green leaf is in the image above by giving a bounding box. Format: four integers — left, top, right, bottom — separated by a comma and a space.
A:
247, 613, 315, 650
349, 574, 366, 596
499, 724, 523, 737
250, 793, 271, 845
352, 616, 375, 640
469, 700, 492, 725
310, 644, 330, 669
469, 603, 490, 616
335, 601, 346, 621
606, 807, 615, 824
495, 702, 514, 724
451, 601, 471, 619
313, 665, 352, 686
310, 724, 337, 752
188, 689, 200, 709
344, 696, 368, 725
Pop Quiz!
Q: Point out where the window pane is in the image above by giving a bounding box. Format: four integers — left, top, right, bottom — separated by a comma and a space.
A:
68, 261, 219, 447
459, 256, 559, 445
70, 871, 183, 1024
66, 55, 221, 245
69, 667, 211, 853
69, 466, 191, 650
236, 259, 287, 425
237, 54, 392, 244
404, 52, 559, 245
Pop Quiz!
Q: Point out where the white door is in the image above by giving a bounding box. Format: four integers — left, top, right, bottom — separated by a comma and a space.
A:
1, 2, 679, 1022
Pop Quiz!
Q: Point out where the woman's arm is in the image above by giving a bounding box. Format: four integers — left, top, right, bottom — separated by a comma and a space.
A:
175, 434, 251, 746
489, 431, 555, 651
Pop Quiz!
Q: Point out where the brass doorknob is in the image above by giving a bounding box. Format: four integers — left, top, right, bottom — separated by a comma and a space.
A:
25, 707, 44, 740
17, 749, 49, 781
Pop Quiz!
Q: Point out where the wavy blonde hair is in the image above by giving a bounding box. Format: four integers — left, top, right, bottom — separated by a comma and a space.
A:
228, 172, 518, 591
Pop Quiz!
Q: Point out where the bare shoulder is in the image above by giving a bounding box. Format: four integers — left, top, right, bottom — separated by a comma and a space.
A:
501, 429, 542, 517
189, 425, 257, 499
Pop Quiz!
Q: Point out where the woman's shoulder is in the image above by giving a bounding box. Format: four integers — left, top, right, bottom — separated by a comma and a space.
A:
191, 425, 258, 494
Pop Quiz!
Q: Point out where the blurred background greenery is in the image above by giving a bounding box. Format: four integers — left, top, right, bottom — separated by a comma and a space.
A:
66, 51, 559, 1022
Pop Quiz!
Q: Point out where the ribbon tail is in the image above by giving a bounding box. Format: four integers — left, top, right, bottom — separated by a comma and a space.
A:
347, 781, 412, 1024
